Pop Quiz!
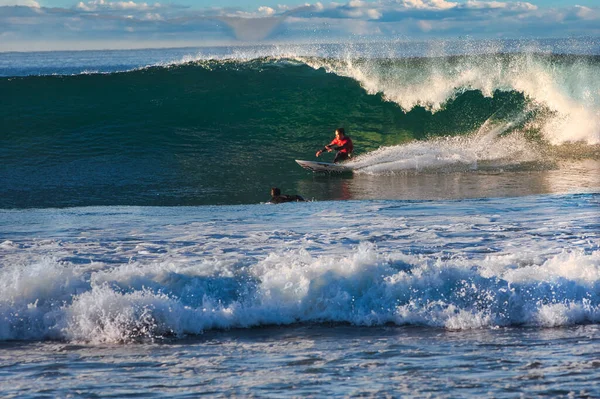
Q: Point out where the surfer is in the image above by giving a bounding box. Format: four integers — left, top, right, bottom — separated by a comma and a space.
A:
316, 128, 353, 163
269, 187, 306, 204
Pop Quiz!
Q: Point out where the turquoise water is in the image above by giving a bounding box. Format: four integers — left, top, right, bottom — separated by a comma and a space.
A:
1, 42, 599, 207
1, 40, 599, 397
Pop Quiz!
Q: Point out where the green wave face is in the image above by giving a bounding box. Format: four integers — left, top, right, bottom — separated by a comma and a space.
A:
1, 54, 598, 208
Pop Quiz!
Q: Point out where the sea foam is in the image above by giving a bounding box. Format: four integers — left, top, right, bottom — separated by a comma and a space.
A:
1, 208, 598, 343
299, 52, 600, 145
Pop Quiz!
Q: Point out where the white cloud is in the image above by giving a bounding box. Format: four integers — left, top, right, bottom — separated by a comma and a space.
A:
512, 2, 537, 11
401, 0, 458, 10
348, 0, 367, 6
465, 0, 506, 9
141, 12, 162, 20
114, 1, 153, 10
258, 6, 275, 16
76, 0, 160, 12
280, 0, 541, 22
0, 0, 598, 50
464, 1, 537, 10
0, 0, 39, 6
366, 8, 382, 19
574, 5, 599, 20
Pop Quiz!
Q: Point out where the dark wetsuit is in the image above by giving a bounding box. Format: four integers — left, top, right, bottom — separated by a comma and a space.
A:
269, 195, 305, 204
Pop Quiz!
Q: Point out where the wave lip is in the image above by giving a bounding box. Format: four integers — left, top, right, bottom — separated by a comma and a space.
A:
297, 52, 600, 145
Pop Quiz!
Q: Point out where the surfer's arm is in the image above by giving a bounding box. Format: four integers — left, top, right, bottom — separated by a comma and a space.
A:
316, 145, 334, 157
326, 141, 342, 151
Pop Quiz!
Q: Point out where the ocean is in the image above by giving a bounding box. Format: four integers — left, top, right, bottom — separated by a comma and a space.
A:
1, 38, 599, 397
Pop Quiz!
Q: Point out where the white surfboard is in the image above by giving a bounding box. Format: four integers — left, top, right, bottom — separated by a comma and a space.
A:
295, 159, 353, 173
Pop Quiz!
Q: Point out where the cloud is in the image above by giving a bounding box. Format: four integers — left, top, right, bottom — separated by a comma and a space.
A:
75, 0, 160, 12
573, 5, 600, 21
258, 6, 275, 16
0, 1, 599, 51
401, 0, 458, 10
0, 0, 38, 6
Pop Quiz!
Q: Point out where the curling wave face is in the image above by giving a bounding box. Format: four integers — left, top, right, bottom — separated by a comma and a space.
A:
2, 45, 600, 207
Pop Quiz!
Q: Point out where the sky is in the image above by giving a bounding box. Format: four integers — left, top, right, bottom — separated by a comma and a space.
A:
1, 0, 599, 51
25, 0, 600, 9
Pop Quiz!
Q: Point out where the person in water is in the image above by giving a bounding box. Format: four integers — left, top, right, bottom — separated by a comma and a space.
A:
316, 128, 354, 163
269, 187, 306, 204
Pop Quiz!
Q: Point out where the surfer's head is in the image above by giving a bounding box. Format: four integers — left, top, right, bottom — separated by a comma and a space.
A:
335, 128, 346, 138
271, 187, 281, 197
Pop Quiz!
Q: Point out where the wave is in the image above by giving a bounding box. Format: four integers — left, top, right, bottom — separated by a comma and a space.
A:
4, 52, 599, 145
1, 242, 599, 343
348, 116, 547, 174
1, 52, 599, 207
296, 53, 600, 145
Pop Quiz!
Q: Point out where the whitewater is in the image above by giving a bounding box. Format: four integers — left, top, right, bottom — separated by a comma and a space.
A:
1, 194, 599, 396
1, 39, 600, 397
2, 194, 599, 341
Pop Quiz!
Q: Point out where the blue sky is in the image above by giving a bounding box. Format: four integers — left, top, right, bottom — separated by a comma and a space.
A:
30, 0, 600, 8
1, 0, 599, 51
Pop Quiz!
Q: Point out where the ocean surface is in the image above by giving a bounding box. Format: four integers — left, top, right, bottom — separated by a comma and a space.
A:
1, 38, 600, 397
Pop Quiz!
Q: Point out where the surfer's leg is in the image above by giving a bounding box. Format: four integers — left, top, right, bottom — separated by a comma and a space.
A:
333, 152, 349, 163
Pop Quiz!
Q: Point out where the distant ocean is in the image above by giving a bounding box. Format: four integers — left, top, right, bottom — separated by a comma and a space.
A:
1, 39, 599, 397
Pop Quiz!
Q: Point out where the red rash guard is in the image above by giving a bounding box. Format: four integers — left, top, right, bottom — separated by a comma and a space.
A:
330, 136, 353, 154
